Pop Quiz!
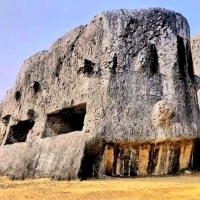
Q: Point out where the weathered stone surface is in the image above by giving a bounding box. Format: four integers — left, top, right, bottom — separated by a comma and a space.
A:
0, 131, 85, 180
0, 8, 200, 179
0, 102, 5, 143
191, 34, 200, 76
0, 103, 3, 124
191, 34, 200, 106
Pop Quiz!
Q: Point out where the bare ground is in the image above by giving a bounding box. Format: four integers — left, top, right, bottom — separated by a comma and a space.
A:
0, 175, 200, 200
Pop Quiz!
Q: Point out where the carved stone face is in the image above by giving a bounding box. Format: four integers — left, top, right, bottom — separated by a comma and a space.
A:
103, 12, 199, 141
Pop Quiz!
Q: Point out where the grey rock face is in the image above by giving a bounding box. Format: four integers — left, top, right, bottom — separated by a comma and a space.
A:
191, 34, 200, 106
0, 102, 3, 121
0, 8, 199, 179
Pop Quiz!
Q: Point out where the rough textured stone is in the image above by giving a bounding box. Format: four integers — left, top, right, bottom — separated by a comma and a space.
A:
0, 102, 3, 123
0, 102, 5, 143
0, 8, 200, 179
191, 34, 200, 76
191, 34, 200, 106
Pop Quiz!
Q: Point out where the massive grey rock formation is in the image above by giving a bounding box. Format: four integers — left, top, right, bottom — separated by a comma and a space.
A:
0, 8, 200, 180
191, 34, 200, 106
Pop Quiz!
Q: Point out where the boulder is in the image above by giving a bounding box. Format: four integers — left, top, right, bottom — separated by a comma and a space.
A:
0, 8, 200, 179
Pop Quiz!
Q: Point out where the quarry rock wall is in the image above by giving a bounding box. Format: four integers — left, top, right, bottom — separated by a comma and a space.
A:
0, 8, 200, 179
191, 34, 200, 107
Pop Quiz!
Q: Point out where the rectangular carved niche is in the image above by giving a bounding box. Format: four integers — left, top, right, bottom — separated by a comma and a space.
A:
45, 103, 86, 137
5, 120, 35, 145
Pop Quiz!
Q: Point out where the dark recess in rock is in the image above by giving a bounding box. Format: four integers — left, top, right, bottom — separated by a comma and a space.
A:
78, 139, 104, 180
14, 91, 21, 101
5, 120, 35, 145
110, 54, 117, 75
2, 115, 11, 126
77, 59, 96, 77
177, 35, 186, 80
55, 57, 64, 78
78, 149, 96, 180
45, 103, 86, 137
33, 82, 41, 94
150, 44, 159, 74
191, 140, 200, 170
70, 43, 75, 51
186, 42, 195, 81
84, 59, 95, 75
27, 109, 37, 120
176, 35, 194, 123
168, 145, 180, 174
147, 145, 159, 174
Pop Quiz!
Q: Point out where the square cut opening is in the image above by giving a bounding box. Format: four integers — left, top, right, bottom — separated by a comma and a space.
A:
45, 103, 86, 137
5, 120, 35, 145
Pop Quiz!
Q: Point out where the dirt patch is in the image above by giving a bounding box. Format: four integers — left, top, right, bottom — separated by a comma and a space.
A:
0, 175, 200, 200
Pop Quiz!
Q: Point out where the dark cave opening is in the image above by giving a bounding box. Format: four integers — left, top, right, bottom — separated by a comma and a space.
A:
45, 103, 86, 137
77, 59, 95, 77
33, 82, 41, 94
78, 140, 104, 180
78, 151, 96, 180
191, 140, 200, 170
5, 120, 35, 145
14, 91, 21, 101
84, 59, 95, 75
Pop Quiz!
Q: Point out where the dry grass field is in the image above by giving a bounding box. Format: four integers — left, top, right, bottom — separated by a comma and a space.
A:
0, 175, 200, 200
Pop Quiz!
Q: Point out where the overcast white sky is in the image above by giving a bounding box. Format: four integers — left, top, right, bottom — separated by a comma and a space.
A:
0, 0, 200, 101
